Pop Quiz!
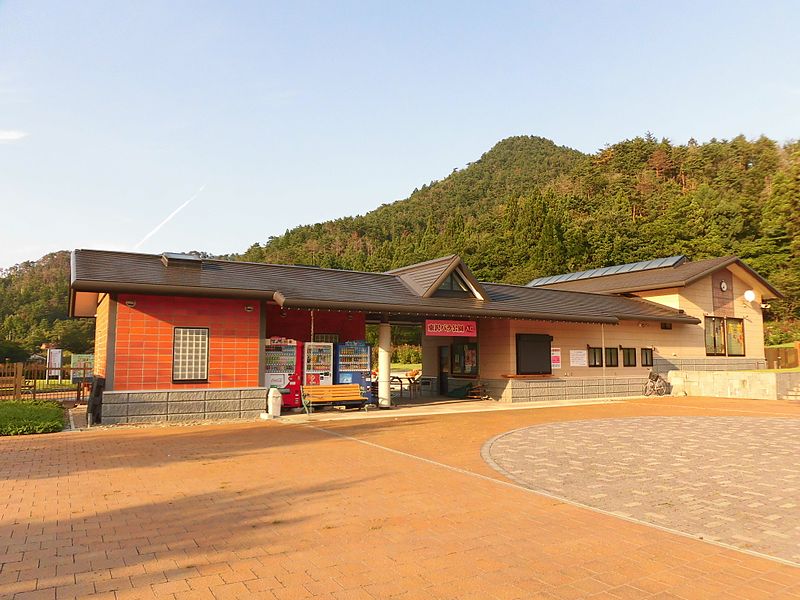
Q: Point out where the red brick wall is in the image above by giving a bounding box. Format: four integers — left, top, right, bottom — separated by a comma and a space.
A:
265, 304, 365, 341
113, 294, 261, 390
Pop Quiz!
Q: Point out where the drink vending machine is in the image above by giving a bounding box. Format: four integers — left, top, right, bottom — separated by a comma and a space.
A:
303, 342, 333, 386
335, 341, 373, 402
264, 337, 303, 408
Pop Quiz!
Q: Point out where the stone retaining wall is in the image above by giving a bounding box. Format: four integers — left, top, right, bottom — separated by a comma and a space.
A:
654, 357, 766, 372
668, 370, 800, 400
100, 388, 268, 424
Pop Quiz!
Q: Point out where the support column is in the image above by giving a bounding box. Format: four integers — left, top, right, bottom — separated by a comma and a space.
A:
378, 320, 392, 408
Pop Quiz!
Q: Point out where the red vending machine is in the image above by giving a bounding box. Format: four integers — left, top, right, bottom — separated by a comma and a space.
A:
264, 337, 303, 408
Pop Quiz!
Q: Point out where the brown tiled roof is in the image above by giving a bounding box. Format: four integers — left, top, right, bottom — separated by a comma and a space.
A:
529, 256, 782, 298
70, 249, 700, 324
386, 255, 488, 299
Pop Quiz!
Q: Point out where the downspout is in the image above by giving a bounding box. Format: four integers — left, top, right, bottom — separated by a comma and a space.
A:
601, 323, 607, 397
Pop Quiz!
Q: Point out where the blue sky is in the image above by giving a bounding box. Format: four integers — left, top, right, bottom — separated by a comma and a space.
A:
1, 1, 798, 268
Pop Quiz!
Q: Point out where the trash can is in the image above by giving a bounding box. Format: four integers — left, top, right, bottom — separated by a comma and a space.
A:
267, 388, 282, 418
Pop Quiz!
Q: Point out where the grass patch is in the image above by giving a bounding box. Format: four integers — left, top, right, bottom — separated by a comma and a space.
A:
0, 400, 65, 436
766, 342, 798, 348
391, 363, 422, 372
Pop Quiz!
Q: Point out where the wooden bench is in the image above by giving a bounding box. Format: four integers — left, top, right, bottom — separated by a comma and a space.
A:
301, 384, 374, 413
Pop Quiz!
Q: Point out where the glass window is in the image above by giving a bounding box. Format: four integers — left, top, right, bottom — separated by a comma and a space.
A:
604, 347, 619, 367
588, 347, 603, 367
622, 347, 637, 367
725, 318, 745, 356
173, 327, 209, 382
452, 342, 479, 376
641, 348, 654, 367
516, 335, 553, 375
704, 317, 726, 356
440, 271, 470, 292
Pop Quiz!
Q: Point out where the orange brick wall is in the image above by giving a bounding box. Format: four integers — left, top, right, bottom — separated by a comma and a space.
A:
93, 294, 110, 379
112, 294, 261, 390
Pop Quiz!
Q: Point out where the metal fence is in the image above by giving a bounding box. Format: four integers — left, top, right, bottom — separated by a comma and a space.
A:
0, 362, 90, 403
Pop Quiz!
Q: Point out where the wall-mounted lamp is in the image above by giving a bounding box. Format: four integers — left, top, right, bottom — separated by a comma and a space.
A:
244, 305, 254, 313
280, 310, 287, 318
743, 289, 756, 303
346, 313, 353, 321
125, 300, 136, 308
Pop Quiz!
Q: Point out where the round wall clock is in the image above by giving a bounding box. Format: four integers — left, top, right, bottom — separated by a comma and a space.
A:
719, 280, 728, 292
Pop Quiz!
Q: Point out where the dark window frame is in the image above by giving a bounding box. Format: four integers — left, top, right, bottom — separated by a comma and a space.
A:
641, 347, 654, 367
621, 347, 637, 367
451, 342, 479, 377
604, 347, 619, 367
588, 346, 603, 368
172, 327, 210, 384
704, 316, 727, 356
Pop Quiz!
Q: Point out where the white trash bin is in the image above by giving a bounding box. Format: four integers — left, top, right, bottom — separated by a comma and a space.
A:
267, 388, 282, 418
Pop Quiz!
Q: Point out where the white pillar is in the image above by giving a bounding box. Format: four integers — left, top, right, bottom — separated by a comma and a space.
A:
378, 321, 392, 407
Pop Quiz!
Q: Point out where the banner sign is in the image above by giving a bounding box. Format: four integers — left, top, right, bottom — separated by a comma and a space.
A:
46, 348, 62, 378
424, 320, 477, 337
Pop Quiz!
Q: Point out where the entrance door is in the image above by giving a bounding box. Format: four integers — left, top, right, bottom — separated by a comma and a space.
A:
438, 346, 450, 395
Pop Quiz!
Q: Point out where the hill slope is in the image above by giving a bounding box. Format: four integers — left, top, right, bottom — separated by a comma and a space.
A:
241, 134, 800, 322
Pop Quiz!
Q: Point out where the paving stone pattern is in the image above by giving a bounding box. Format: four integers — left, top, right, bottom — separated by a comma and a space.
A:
484, 416, 800, 564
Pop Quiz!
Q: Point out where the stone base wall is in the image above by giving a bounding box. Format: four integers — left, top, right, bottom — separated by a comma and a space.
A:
100, 388, 268, 425
654, 357, 766, 372
668, 370, 800, 401
483, 377, 648, 403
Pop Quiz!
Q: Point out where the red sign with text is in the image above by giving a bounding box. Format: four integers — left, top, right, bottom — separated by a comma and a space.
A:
425, 319, 477, 337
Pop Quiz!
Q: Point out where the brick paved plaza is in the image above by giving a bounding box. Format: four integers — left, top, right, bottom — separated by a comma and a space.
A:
1, 396, 800, 599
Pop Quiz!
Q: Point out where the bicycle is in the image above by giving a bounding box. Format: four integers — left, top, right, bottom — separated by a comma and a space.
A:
643, 370, 668, 396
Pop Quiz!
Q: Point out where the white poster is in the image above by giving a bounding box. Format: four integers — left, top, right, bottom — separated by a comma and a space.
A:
47, 348, 63, 378
551, 347, 562, 370
569, 349, 588, 367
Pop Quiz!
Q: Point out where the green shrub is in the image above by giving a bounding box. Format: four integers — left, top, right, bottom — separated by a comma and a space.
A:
392, 344, 422, 364
765, 319, 800, 346
0, 400, 65, 435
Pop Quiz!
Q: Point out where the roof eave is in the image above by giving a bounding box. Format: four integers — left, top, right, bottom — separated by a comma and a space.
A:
70, 279, 277, 301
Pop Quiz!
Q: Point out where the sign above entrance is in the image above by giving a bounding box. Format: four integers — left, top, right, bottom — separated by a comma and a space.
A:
425, 320, 477, 337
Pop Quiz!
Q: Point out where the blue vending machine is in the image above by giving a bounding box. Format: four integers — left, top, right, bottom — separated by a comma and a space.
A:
334, 341, 373, 402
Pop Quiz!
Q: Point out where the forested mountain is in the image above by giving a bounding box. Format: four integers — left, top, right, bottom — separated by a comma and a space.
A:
240, 134, 800, 333
0, 251, 94, 358
2, 133, 799, 356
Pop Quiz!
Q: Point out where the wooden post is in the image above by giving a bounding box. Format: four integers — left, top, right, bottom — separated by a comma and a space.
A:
13, 362, 23, 399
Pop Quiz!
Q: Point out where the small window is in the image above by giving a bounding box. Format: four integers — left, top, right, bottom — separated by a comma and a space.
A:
641, 348, 654, 367
313, 333, 339, 343
588, 347, 603, 367
725, 318, 745, 357
440, 271, 470, 292
605, 347, 619, 367
622, 347, 637, 367
660, 322, 672, 330
704, 316, 726, 356
173, 327, 209, 382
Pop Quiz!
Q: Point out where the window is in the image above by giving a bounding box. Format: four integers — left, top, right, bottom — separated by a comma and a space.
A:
588, 347, 603, 367
660, 322, 672, 330
516, 334, 553, 375
452, 342, 479, 376
704, 317, 726, 356
604, 347, 619, 367
439, 271, 469, 292
725, 318, 745, 356
173, 327, 209, 382
641, 347, 654, 367
622, 347, 637, 367
313, 333, 339, 343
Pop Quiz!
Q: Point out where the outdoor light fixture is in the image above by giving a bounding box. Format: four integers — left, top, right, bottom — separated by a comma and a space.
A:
244, 305, 254, 313
743, 289, 756, 302
125, 300, 136, 308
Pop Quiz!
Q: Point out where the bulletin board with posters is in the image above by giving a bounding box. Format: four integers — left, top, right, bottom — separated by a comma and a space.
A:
451, 342, 479, 377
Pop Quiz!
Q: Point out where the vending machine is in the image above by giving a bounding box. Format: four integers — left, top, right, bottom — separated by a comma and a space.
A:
264, 337, 303, 408
303, 342, 333, 386
335, 341, 373, 401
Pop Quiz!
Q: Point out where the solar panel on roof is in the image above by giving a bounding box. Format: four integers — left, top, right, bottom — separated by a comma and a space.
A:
527, 255, 686, 287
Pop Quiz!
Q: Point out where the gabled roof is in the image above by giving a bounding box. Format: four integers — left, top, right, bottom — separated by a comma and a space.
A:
528, 256, 782, 299
69, 249, 700, 325
386, 255, 488, 300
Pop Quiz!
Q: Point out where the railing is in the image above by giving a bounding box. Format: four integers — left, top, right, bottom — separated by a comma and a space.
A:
0, 362, 91, 403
